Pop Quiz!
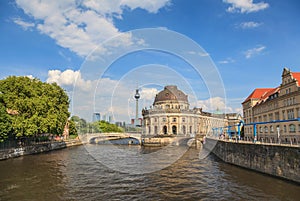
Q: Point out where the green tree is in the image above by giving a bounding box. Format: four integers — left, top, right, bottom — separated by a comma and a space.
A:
71, 115, 88, 134
97, 120, 123, 133
0, 104, 12, 142
68, 119, 77, 136
0, 76, 70, 137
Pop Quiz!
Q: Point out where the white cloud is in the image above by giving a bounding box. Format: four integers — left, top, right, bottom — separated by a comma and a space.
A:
196, 97, 242, 114
223, 0, 269, 13
25, 75, 34, 79
239, 21, 262, 29
15, 0, 171, 57
218, 57, 235, 64
12, 18, 35, 30
244, 45, 266, 59
186, 51, 209, 57
197, 97, 228, 112
46, 69, 92, 91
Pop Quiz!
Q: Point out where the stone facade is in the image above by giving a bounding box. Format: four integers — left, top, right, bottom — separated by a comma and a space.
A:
204, 137, 300, 184
142, 85, 240, 137
242, 68, 300, 144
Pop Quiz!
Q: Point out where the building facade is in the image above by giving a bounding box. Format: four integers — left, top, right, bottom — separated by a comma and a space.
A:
142, 85, 240, 137
242, 68, 300, 144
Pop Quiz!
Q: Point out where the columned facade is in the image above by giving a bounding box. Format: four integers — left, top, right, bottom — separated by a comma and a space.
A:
142, 85, 236, 137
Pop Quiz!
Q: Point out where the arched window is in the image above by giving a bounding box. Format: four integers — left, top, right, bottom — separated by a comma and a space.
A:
182, 125, 186, 135
270, 125, 274, 133
289, 124, 296, 133
264, 126, 268, 133
260, 127, 263, 133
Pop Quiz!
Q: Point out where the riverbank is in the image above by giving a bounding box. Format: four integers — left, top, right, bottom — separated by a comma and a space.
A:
0, 139, 83, 161
204, 137, 300, 184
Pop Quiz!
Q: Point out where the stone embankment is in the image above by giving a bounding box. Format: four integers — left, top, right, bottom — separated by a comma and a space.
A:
204, 137, 300, 184
0, 139, 82, 160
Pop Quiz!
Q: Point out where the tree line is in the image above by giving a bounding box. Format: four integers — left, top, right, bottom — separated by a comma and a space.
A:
0, 76, 124, 142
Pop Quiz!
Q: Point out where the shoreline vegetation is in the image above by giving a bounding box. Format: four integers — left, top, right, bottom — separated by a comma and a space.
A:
0, 76, 128, 160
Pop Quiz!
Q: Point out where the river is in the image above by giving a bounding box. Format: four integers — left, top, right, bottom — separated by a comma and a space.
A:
0, 144, 299, 201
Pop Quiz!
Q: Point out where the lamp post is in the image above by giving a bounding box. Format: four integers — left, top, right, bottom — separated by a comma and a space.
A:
134, 88, 140, 127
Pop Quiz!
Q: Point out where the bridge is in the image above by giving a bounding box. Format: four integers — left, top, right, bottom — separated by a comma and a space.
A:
78, 133, 196, 146
79, 133, 142, 145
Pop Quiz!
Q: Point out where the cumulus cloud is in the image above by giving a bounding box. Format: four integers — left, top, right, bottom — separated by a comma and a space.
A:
223, 0, 269, 13
197, 97, 228, 112
46, 69, 92, 91
196, 97, 242, 114
239, 21, 262, 29
244, 45, 266, 59
15, 0, 171, 57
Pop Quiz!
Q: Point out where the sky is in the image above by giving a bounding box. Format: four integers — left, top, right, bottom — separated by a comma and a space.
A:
0, 0, 300, 122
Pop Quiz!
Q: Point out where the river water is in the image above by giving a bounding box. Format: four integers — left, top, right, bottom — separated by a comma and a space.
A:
0, 144, 299, 201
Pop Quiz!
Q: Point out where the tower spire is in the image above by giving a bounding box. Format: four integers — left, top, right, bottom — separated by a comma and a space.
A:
134, 86, 140, 127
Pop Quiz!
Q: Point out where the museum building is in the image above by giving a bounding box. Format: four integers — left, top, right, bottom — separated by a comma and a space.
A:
142, 85, 240, 137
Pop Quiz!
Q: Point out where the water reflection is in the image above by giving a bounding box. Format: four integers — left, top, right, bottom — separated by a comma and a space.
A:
0, 145, 299, 201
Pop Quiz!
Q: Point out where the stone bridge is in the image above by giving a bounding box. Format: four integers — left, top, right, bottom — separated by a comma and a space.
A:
79, 133, 142, 144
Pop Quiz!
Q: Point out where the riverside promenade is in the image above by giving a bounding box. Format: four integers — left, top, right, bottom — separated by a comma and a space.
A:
203, 137, 300, 184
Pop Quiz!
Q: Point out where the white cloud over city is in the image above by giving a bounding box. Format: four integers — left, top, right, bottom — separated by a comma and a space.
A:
223, 0, 269, 13
239, 21, 262, 29
244, 45, 266, 59
46, 68, 242, 121
14, 0, 171, 57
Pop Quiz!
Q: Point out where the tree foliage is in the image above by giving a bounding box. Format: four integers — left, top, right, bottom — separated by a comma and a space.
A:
0, 103, 12, 142
71, 116, 123, 134
97, 120, 123, 133
0, 76, 70, 138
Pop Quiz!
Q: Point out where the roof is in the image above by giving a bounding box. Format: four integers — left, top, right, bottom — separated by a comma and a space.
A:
291, 72, 300, 86
153, 85, 188, 104
242, 88, 275, 104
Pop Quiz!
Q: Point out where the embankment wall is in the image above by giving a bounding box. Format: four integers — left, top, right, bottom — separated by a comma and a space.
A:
0, 140, 82, 160
204, 137, 300, 184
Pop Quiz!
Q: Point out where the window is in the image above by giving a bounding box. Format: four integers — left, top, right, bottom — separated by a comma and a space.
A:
260, 127, 263, 133
287, 109, 294, 119
182, 117, 185, 123
172, 118, 177, 123
264, 126, 268, 133
284, 125, 287, 133
289, 124, 296, 133
270, 125, 274, 133
269, 114, 273, 121
282, 111, 285, 120
162, 117, 166, 122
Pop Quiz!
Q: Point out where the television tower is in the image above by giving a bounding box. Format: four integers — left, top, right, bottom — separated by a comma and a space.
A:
134, 88, 140, 127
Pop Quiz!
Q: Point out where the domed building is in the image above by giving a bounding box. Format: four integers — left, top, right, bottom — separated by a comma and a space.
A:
142, 85, 240, 137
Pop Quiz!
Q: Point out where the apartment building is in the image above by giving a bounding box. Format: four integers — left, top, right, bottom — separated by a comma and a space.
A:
242, 68, 300, 144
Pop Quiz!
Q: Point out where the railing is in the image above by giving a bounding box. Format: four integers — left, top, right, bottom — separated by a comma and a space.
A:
206, 135, 300, 147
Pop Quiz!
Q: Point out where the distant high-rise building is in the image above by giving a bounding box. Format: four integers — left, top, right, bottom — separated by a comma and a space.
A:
108, 115, 113, 123
93, 113, 101, 122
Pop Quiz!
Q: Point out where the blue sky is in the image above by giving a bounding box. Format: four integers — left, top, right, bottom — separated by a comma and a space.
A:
1, 0, 300, 122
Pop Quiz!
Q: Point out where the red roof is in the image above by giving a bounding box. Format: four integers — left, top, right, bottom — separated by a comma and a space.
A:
291, 72, 300, 86
242, 88, 275, 103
